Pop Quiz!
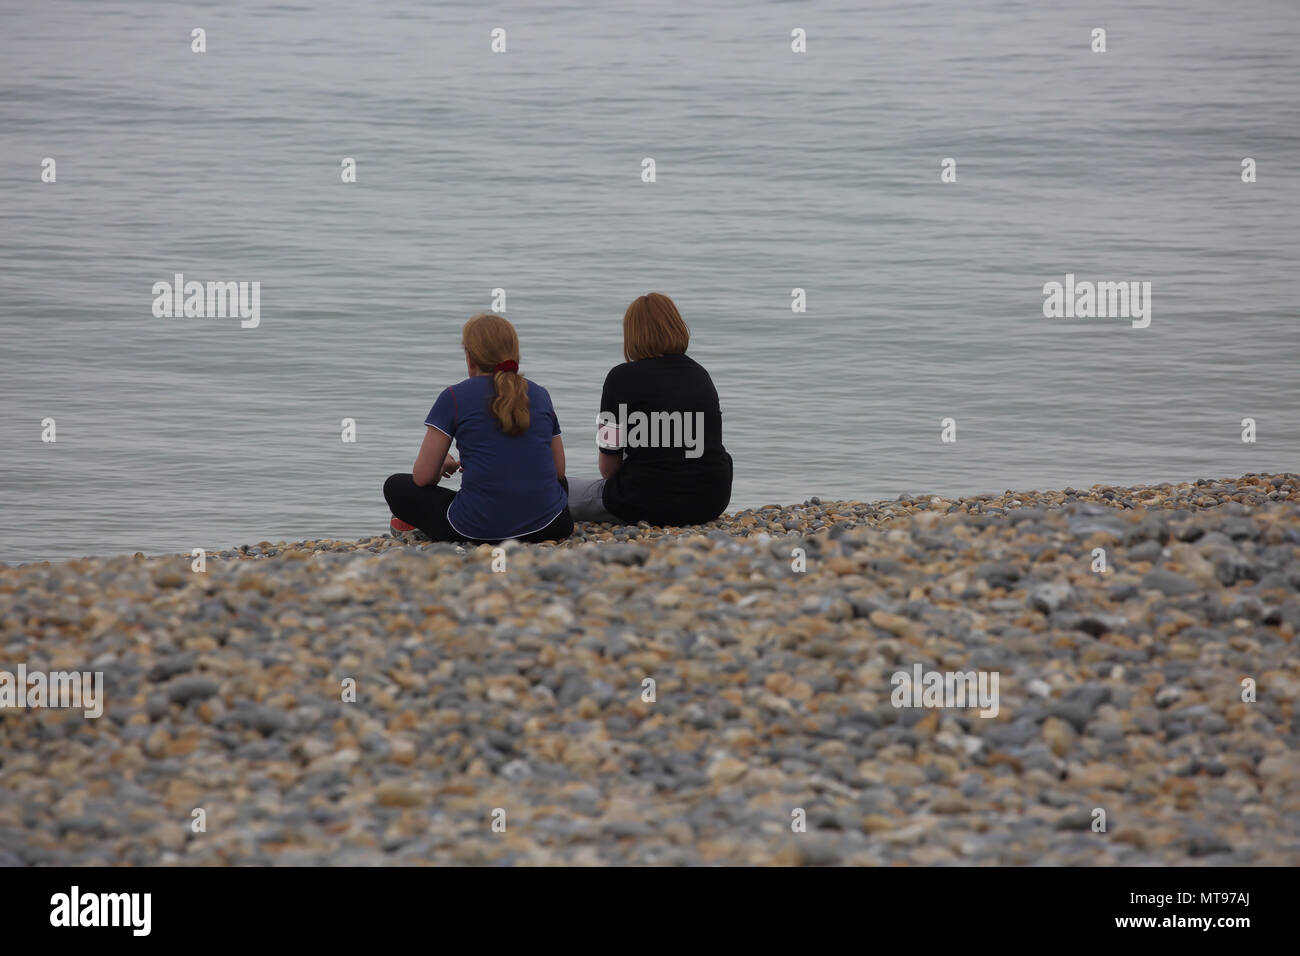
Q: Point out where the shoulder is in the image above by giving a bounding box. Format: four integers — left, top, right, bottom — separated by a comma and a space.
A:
603, 361, 635, 383
434, 378, 483, 416
676, 353, 714, 379
526, 379, 553, 403
440, 377, 477, 396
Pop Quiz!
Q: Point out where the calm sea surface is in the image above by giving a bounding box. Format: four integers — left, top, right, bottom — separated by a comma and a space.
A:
1, 0, 1298, 564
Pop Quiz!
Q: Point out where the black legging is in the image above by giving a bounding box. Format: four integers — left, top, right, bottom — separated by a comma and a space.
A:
383, 473, 574, 544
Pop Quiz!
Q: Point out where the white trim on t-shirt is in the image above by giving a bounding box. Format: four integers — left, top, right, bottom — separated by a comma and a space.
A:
446, 501, 567, 542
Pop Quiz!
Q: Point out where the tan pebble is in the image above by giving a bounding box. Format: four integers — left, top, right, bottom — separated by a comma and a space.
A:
329, 747, 361, 768
1042, 717, 1076, 757
653, 586, 687, 609
1144, 827, 1182, 848
540, 603, 574, 627
708, 757, 749, 785
53, 792, 86, 817
932, 794, 968, 814
388, 711, 419, 732
764, 673, 793, 695
1168, 545, 1216, 586
861, 813, 896, 833
1112, 826, 1147, 848
883, 764, 926, 786
162, 778, 204, 810
152, 569, 186, 589
474, 593, 509, 617
145, 727, 170, 759
722, 728, 759, 748
869, 610, 912, 637
1257, 755, 1296, 779
165, 735, 199, 758
195, 699, 226, 723
854, 761, 885, 785
928, 754, 960, 778
1071, 763, 1127, 790
913, 710, 939, 735
787, 680, 814, 702
881, 823, 931, 846
375, 783, 425, 808
758, 692, 795, 713
152, 823, 187, 853
813, 739, 848, 758
1080, 645, 1113, 665
662, 821, 693, 844
388, 668, 419, 691
294, 738, 330, 762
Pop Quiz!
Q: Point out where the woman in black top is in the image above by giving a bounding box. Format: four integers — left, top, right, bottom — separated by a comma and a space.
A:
567, 293, 732, 526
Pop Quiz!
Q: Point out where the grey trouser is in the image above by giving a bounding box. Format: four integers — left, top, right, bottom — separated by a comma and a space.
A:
566, 475, 621, 523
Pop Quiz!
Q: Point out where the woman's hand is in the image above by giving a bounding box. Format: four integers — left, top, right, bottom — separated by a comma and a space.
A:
442, 455, 461, 478
412, 427, 452, 486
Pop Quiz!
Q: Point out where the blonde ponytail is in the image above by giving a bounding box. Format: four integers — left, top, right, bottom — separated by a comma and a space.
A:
489, 367, 530, 436
462, 313, 531, 436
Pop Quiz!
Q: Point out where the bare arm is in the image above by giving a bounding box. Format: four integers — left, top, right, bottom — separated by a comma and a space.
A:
412, 427, 452, 487
596, 371, 624, 480
551, 434, 567, 482
599, 450, 622, 479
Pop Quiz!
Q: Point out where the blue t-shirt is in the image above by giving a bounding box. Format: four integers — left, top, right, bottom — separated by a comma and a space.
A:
424, 376, 567, 540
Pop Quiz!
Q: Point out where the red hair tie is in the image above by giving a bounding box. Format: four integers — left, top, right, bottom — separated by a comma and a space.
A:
494, 360, 518, 373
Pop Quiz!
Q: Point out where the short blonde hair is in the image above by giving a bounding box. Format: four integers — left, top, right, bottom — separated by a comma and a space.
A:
623, 292, 689, 362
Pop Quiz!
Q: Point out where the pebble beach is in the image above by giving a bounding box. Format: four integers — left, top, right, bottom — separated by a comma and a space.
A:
2, 473, 1298, 866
